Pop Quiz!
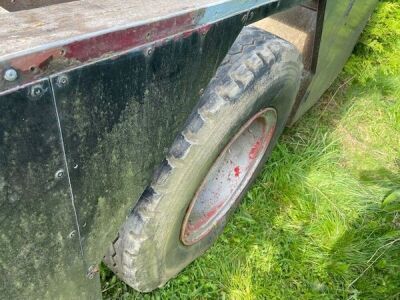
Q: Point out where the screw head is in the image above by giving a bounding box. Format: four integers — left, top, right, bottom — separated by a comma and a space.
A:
56, 75, 69, 88
4, 68, 18, 82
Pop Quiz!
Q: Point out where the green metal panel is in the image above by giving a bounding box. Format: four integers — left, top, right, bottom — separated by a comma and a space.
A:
292, 0, 379, 123
50, 16, 245, 270
0, 80, 100, 299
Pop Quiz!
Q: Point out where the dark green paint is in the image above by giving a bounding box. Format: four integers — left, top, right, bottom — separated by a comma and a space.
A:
0, 0, 379, 297
51, 17, 245, 269
0, 80, 100, 299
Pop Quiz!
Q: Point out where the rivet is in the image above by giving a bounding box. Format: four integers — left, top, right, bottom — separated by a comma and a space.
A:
30, 84, 45, 98
29, 66, 38, 74
56, 75, 69, 88
145, 32, 152, 41
68, 230, 76, 239
4, 68, 18, 82
147, 48, 153, 56
55, 169, 65, 179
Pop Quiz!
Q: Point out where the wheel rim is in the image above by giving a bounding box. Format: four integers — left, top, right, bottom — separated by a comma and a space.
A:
181, 108, 277, 245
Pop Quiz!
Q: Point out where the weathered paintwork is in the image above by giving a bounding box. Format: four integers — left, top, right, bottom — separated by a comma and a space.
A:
0, 0, 378, 298
50, 18, 244, 272
0, 80, 100, 299
0, 0, 304, 93
291, 0, 379, 122
0, 0, 75, 12
181, 108, 277, 245
1, 1, 301, 298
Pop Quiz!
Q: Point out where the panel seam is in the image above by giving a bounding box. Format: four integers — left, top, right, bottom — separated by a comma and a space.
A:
50, 79, 85, 260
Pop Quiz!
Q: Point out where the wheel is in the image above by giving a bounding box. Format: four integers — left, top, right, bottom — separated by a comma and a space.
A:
103, 26, 303, 292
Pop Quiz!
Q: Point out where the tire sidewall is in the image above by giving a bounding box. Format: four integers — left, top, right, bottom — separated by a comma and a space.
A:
150, 60, 301, 286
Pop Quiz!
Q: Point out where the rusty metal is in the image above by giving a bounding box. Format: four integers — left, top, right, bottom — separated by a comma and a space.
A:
0, 0, 305, 93
181, 108, 277, 245
0, 0, 379, 297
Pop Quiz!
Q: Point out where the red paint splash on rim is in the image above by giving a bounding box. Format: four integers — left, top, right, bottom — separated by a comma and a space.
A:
185, 201, 224, 233
249, 138, 263, 160
234, 166, 241, 177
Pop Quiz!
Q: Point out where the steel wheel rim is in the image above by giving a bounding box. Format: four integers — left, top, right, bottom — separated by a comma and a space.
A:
181, 107, 277, 245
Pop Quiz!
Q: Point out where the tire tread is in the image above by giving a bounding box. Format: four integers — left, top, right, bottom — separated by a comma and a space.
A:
103, 26, 301, 292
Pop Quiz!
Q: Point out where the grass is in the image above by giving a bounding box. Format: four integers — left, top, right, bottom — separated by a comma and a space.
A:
101, 1, 400, 299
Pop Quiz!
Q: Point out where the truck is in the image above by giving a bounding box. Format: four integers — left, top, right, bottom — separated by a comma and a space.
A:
0, 0, 378, 298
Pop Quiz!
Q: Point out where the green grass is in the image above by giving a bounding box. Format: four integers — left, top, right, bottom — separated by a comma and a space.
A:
101, 1, 400, 298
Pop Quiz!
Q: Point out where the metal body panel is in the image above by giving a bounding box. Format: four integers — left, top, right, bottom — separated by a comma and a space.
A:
0, 81, 100, 299
0, 1, 296, 299
0, 0, 304, 93
51, 13, 246, 273
292, 0, 379, 122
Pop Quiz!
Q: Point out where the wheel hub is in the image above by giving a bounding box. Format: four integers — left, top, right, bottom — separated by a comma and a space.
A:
181, 108, 277, 245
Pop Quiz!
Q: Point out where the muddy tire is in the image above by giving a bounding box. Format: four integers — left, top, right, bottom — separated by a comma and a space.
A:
103, 26, 303, 292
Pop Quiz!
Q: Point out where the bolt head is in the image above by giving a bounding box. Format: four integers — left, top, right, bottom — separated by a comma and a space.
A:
4, 68, 18, 82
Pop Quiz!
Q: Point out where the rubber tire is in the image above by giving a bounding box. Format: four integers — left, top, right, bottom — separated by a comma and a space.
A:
103, 26, 303, 292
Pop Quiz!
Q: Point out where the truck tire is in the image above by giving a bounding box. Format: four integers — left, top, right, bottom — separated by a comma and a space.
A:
103, 26, 303, 292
